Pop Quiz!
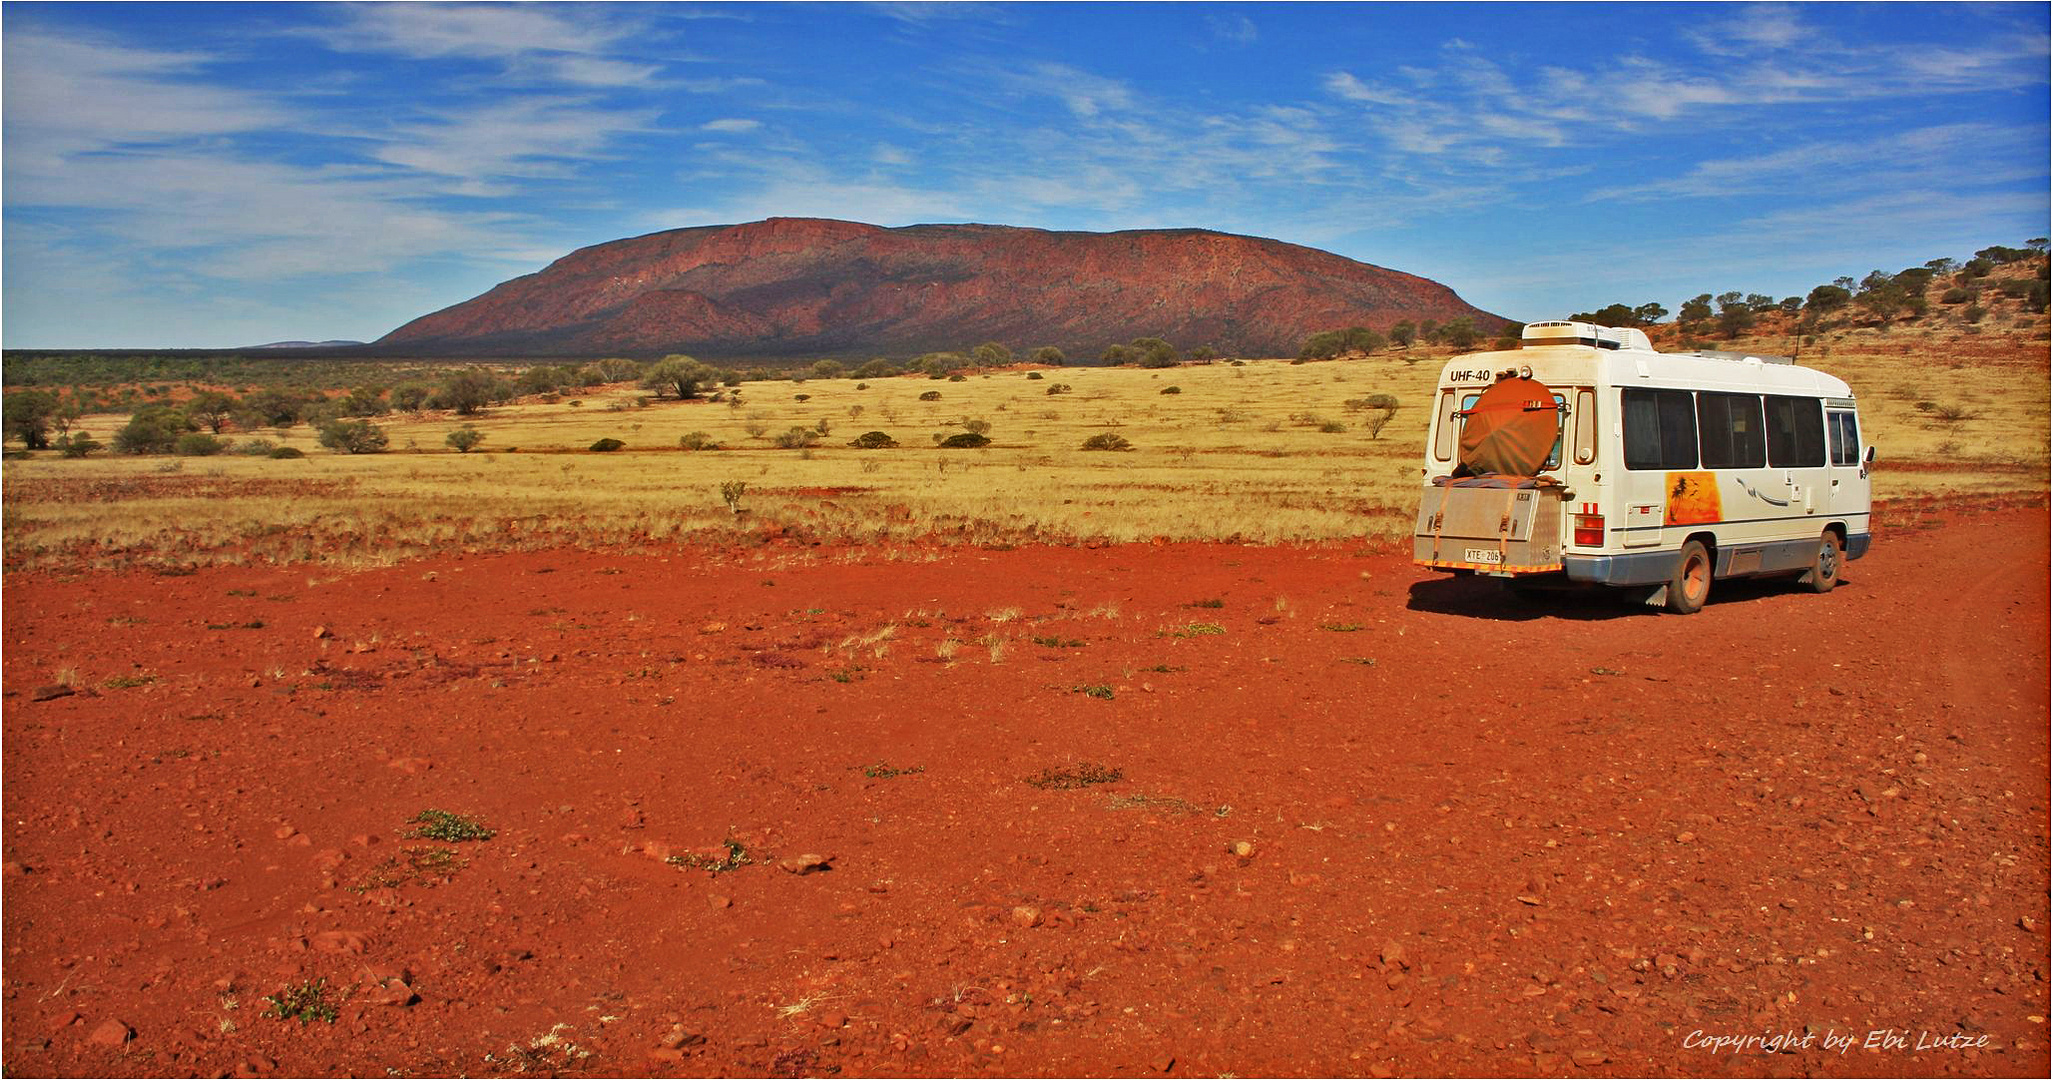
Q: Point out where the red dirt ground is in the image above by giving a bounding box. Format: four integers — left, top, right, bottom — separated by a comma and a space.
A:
4, 510, 2047, 1078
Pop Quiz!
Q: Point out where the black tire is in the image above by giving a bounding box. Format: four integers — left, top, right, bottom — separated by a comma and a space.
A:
1667, 539, 1712, 614
1805, 531, 1844, 593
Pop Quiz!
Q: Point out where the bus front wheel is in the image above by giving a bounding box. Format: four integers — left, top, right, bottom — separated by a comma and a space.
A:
1667, 540, 1712, 614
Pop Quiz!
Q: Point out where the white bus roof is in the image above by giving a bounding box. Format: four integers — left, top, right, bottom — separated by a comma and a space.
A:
1439, 326, 1855, 399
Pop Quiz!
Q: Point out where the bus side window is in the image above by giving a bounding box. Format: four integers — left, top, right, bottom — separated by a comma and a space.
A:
1698, 392, 1765, 469
1828, 411, 1861, 465
1765, 395, 1825, 467
1623, 388, 1698, 470
1572, 389, 1596, 465
1544, 393, 1566, 470
1432, 390, 1457, 461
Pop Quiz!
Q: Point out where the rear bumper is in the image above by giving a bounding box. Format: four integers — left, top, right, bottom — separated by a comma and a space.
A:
1847, 531, 1872, 560
1563, 551, 1675, 586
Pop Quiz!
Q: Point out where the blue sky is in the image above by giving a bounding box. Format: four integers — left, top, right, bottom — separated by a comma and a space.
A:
3, 2, 2047, 349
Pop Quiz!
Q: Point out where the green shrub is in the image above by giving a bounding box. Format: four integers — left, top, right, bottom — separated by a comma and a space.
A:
53, 433, 102, 458
1045, 383, 1073, 395
269, 446, 305, 459
1160, 386, 1181, 395
174, 432, 229, 456
236, 438, 277, 456
848, 430, 898, 449
316, 419, 388, 454
446, 426, 485, 453
1026, 371, 1045, 380
938, 432, 990, 449
589, 437, 626, 452
918, 390, 942, 401
1081, 433, 1133, 451
1941, 286, 1974, 305
772, 427, 820, 449
678, 431, 719, 450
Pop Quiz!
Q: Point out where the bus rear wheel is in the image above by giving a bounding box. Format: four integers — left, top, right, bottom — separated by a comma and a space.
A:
1805, 531, 1844, 593
1667, 540, 1712, 614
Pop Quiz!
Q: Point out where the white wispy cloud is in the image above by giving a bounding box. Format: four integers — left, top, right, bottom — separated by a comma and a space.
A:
700, 118, 762, 133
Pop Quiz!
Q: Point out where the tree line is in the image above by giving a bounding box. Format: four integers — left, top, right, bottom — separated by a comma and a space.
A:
1568, 240, 2049, 339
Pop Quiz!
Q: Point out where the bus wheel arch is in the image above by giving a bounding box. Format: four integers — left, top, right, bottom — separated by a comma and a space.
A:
1667, 535, 1716, 614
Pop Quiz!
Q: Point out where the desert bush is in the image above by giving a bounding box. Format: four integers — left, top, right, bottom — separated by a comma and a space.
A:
53, 433, 102, 458
962, 418, 992, 436
1317, 420, 1348, 433
1082, 433, 1134, 451
1941, 286, 1975, 305
269, 446, 305, 459
175, 432, 230, 456
318, 419, 388, 454
641, 356, 725, 400
1965, 304, 1988, 323
1045, 383, 1073, 395
938, 432, 990, 449
1030, 346, 1066, 366
810, 359, 846, 380
1160, 386, 1181, 395
919, 390, 942, 401
588, 437, 626, 452
236, 438, 277, 456
948, 373, 966, 382
855, 382, 871, 391
678, 431, 719, 450
1026, 371, 1045, 380
445, 426, 485, 453
794, 393, 811, 402
719, 480, 748, 513
773, 426, 820, 449
849, 430, 897, 449
113, 406, 195, 454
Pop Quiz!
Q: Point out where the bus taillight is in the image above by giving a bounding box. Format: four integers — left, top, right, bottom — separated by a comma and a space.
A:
1573, 513, 1605, 547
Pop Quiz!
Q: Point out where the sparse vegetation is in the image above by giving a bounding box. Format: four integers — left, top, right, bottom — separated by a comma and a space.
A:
1024, 762, 1124, 789
406, 809, 495, 842
1081, 433, 1133, 451
667, 837, 753, 875
264, 979, 340, 1025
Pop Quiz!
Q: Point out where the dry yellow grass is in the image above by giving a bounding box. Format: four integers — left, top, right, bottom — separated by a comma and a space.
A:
5, 325, 2044, 571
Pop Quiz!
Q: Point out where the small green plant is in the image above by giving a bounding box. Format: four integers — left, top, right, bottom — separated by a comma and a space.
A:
405, 809, 495, 842
1045, 383, 1073, 395
1024, 762, 1124, 790
1340, 657, 1378, 666
446, 426, 486, 453
204, 620, 266, 630
1081, 433, 1133, 451
938, 432, 990, 449
678, 431, 719, 450
1160, 386, 1181, 395
828, 665, 863, 683
1188, 598, 1224, 609
264, 979, 340, 1025
103, 674, 157, 689
719, 480, 748, 514
772, 426, 820, 449
269, 446, 305, 459
667, 837, 752, 875
1032, 635, 1085, 648
861, 762, 925, 779
1168, 623, 1225, 637
1140, 664, 1185, 673
588, 437, 626, 452
1319, 622, 1366, 632
1072, 683, 1115, 700
918, 390, 942, 401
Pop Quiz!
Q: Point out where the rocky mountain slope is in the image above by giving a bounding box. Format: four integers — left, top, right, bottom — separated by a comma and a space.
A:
377, 217, 1501, 359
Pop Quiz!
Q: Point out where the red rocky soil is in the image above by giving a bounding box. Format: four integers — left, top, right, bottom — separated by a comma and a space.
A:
4, 509, 2047, 1078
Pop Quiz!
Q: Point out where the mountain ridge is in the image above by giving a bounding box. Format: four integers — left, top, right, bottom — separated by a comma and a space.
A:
378, 217, 1504, 359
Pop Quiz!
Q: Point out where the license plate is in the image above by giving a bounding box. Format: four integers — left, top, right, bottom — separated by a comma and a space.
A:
1463, 548, 1504, 564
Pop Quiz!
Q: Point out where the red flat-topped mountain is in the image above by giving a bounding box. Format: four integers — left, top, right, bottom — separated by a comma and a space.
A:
377, 217, 1503, 358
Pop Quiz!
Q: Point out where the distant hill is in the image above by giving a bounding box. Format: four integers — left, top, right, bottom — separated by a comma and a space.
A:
376, 217, 1503, 359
